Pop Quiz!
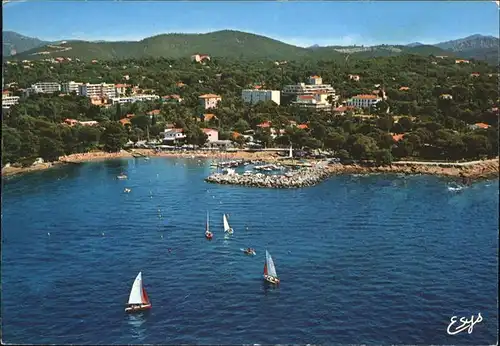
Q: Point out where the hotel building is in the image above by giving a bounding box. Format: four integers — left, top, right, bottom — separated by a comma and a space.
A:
241, 89, 281, 105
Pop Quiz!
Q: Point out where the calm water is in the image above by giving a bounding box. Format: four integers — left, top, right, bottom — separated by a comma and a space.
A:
1, 158, 498, 345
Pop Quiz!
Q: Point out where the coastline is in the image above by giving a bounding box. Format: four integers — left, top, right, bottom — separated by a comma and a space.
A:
1, 149, 498, 181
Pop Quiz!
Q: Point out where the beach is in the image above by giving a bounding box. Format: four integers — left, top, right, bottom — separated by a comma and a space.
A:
1, 149, 498, 181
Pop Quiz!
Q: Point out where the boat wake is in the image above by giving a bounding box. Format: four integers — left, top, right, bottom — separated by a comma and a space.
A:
447, 184, 465, 192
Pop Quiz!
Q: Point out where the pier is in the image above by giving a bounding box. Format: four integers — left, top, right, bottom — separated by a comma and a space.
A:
205, 166, 331, 188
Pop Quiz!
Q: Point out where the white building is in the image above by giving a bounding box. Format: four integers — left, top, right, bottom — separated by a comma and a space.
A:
79, 83, 117, 99
242, 89, 280, 105
61, 81, 83, 95
346, 94, 382, 108
293, 93, 332, 111
109, 94, 159, 105
282, 75, 339, 103
199, 94, 222, 110
2, 95, 20, 109
163, 128, 186, 143
31, 82, 61, 94
202, 128, 219, 143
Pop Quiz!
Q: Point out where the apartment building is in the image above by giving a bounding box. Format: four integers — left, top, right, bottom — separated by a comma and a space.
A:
31, 82, 62, 94
346, 94, 382, 108
282, 75, 339, 103
61, 81, 83, 95
115, 84, 130, 96
2, 95, 20, 109
292, 93, 332, 111
242, 89, 281, 105
109, 94, 160, 105
199, 94, 222, 110
79, 83, 117, 99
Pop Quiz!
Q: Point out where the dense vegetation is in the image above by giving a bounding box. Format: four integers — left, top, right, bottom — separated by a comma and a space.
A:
2, 53, 498, 166
4, 30, 483, 63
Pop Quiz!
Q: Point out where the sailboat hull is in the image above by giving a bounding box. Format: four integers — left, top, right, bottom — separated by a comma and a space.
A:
263, 275, 280, 285
205, 232, 213, 240
125, 303, 152, 313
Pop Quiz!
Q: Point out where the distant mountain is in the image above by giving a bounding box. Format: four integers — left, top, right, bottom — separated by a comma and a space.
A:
2, 31, 49, 56
6, 30, 498, 65
435, 34, 499, 52
406, 42, 424, 47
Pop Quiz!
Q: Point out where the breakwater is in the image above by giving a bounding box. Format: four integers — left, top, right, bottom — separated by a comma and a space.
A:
205, 167, 331, 188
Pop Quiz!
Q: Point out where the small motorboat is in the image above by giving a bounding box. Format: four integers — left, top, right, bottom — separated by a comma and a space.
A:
124, 188, 131, 193
242, 248, 256, 256
205, 211, 213, 240
125, 272, 152, 313
263, 250, 280, 285
117, 173, 128, 179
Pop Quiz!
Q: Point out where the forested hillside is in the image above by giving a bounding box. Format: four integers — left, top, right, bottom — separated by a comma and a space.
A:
2, 54, 498, 166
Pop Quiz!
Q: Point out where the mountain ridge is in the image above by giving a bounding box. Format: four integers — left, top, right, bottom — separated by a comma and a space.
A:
3, 30, 498, 65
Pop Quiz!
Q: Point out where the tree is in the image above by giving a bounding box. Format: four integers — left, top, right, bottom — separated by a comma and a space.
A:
376, 116, 394, 132
374, 149, 393, 166
2, 126, 22, 163
233, 118, 250, 133
398, 117, 413, 132
38, 136, 64, 162
101, 122, 128, 152
130, 114, 151, 130
324, 131, 346, 152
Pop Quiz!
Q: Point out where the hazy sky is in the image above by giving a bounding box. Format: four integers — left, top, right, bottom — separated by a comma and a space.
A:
3, 1, 499, 46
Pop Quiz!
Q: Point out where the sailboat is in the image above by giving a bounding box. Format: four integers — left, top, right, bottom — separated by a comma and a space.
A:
223, 214, 234, 235
289, 144, 293, 159
125, 272, 152, 313
205, 211, 213, 240
263, 250, 280, 285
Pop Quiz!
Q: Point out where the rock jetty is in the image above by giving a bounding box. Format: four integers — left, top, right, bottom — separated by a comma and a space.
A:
205, 167, 331, 188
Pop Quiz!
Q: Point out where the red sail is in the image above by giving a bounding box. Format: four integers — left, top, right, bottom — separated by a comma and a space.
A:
141, 287, 150, 305
263, 261, 268, 275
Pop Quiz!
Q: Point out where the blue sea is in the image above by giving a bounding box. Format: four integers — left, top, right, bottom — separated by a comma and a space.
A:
1, 158, 498, 345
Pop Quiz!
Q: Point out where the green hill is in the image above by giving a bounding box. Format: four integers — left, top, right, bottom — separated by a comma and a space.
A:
13, 30, 315, 61
8, 30, 493, 64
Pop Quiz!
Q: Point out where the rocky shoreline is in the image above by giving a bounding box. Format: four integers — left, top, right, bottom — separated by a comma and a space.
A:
2, 149, 498, 183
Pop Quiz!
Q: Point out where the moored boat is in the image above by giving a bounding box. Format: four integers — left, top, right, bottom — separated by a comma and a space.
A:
117, 172, 128, 179
263, 250, 280, 285
125, 272, 152, 313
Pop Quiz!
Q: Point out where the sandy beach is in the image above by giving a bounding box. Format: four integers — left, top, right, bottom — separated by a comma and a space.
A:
2, 149, 498, 181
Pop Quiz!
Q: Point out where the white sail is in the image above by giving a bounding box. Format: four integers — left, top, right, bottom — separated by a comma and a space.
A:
206, 211, 210, 232
289, 145, 293, 158
128, 272, 144, 305
266, 251, 278, 278
223, 214, 231, 232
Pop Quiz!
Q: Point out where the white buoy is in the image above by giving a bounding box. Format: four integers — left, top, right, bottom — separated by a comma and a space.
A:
101, 232, 105, 237
47, 232, 51, 236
